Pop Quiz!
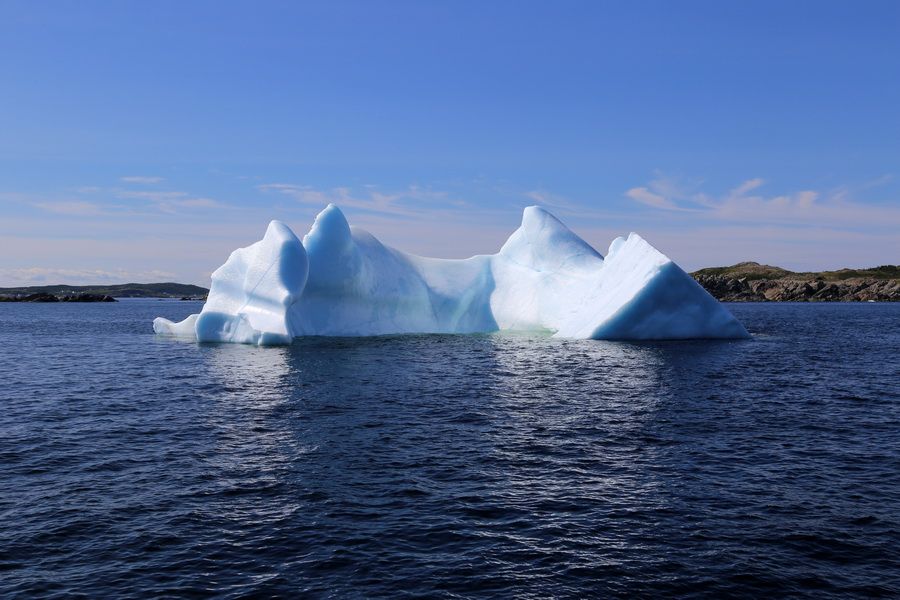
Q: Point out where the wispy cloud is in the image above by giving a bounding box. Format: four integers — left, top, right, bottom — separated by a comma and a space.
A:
727, 178, 765, 198
18, 184, 226, 217
118, 190, 188, 201
32, 201, 107, 216
120, 176, 163, 184
524, 189, 579, 211
258, 184, 357, 206
116, 189, 225, 213
625, 173, 900, 228
624, 172, 704, 211
176, 198, 221, 209
625, 187, 685, 211
257, 183, 461, 218
858, 174, 894, 190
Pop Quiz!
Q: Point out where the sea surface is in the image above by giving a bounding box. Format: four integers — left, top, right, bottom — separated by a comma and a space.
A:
1, 300, 899, 598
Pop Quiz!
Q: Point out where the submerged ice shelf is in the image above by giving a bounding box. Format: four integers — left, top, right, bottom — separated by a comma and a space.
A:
154, 205, 750, 345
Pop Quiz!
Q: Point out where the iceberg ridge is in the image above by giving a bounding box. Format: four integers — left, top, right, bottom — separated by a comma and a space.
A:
154, 205, 750, 345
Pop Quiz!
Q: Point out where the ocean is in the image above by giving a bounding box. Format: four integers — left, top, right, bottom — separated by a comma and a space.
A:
2, 300, 898, 598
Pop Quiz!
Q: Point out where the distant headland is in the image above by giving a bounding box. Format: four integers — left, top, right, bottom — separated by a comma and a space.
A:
692, 263, 900, 302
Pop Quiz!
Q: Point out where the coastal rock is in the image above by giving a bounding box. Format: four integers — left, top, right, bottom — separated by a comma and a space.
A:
24, 293, 59, 302
693, 274, 900, 302
59, 294, 117, 302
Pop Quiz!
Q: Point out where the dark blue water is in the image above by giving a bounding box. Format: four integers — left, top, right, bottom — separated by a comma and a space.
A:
1, 301, 899, 598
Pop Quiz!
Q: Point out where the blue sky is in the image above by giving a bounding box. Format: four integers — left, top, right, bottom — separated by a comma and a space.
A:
1, 0, 898, 286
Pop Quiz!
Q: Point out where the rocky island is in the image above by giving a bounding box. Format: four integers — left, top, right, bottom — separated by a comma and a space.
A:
692, 263, 900, 302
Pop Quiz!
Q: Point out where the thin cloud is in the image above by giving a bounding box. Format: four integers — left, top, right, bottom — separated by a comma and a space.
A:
625, 187, 684, 210
176, 198, 222, 209
859, 174, 894, 190
258, 184, 353, 206
524, 189, 579, 211
728, 178, 765, 198
118, 190, 189, 202
121, 176, 163, 184
257, 183, 463, 218
20, 187, 225, 218
33, 201, 106, 216
116, 189, 225, 212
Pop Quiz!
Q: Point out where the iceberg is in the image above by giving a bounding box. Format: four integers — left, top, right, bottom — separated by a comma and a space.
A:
153, 205, 750, 345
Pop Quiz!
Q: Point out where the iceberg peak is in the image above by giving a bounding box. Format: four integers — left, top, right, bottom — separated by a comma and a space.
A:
303, 203, 352, 251
500, 205, 603, 273
154, 216, 307, 345
154, 205, 750, 345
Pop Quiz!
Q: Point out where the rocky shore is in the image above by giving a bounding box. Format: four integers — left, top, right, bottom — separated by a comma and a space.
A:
692, 263, 900, 302
0, 293, 117, 303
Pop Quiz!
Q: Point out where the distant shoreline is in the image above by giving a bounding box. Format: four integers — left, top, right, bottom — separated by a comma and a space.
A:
2, 263, 898, 302
0, 282, 208, 301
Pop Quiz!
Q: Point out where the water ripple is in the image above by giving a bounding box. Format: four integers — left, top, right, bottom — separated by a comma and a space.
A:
1, 300, 899, 598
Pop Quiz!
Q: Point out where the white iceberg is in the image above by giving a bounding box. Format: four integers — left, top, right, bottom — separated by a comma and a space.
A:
153, 205, 749, 345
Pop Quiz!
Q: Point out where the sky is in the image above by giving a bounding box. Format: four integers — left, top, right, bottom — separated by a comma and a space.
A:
1, 0, 898, 287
